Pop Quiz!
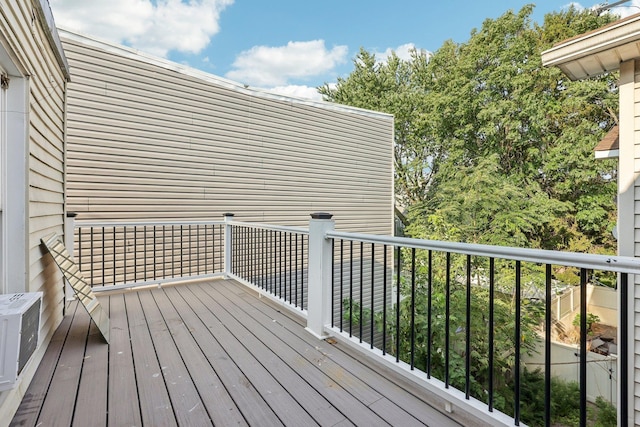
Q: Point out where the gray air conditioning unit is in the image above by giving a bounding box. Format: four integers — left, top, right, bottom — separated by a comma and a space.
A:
0, 292, 42, 391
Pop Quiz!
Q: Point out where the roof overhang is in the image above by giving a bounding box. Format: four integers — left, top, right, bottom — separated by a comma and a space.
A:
541, 13, 640, 80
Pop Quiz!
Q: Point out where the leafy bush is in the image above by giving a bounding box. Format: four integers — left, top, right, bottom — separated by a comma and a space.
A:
591, 396, 616, 427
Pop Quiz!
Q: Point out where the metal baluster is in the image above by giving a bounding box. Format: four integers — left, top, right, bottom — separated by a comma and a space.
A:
396, 246, 401, 363
544, 264, 552, 427
180, 224, 184, 277
144, 226, 148, 281
427, 250, 433, 378
301, 234, 305, 310
350, 240, 353, 338
331, 239, 335, 328
514, 261, 522, 425
488, 258, 495, 411
123, 226, 127, 284
621, 273, 629, 427
100, 227, 105, 286
134, 226, 137, 282
340, 240, 344, 332
288, 232, 292, 303
382, 244, 387, 356
210, 224, 214, 274
279, 231, 283, 298
162, 225, 166, 279
370, 243, 375, 349
153, 226, 157, 280
90, 227, 94, 285
410, 247, 416, 368
445, 252, 451, 388
112, 226, 116, 285
579, 268, 587, 427
465, 254, 471, 399
359, 241, 363, 343
295, 233, 299, 307
78, 227, 83, 273
259, 228, 262, 287
270, 230, 274, 293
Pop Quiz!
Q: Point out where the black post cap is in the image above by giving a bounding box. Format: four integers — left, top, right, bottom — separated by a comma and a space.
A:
223, 213, 235, 217
66, 212, 78, 218
310, 212, 333, 220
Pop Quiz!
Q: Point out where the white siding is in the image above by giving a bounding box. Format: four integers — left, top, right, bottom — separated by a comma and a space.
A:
0, 0, 67, 423
633, 60, 640, 426
621, 59, 640, 425
60, 31, 394, 235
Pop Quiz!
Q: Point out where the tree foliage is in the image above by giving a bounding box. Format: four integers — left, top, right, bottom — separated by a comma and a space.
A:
320, 4, 618, 255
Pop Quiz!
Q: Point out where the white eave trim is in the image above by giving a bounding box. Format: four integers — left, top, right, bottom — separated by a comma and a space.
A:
595, 149, 619, 159
57, 28, 393, 120
35, 0, 70, 80
541, 14, 640, 69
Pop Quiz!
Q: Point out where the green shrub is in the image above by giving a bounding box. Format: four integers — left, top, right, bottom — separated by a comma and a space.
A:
591, 396, 616, 427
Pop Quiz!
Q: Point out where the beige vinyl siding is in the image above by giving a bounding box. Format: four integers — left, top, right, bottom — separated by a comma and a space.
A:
0, 0, 67, 423
61, 31, 394, 235
27, 10, 66, 332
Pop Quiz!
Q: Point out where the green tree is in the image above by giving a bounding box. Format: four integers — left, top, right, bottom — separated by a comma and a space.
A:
319, 49, 440, 208
321, 5, 618, 255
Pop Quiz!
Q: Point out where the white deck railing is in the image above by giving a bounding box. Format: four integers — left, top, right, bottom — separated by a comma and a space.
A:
68, 212, 639, 427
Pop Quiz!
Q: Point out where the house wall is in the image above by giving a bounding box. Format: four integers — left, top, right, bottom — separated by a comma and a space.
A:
59, 30, 394, 235
0, 0, 68, 424
617, 58, 640, 425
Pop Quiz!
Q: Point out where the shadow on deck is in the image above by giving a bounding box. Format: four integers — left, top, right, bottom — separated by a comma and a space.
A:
10, 279, 468, 426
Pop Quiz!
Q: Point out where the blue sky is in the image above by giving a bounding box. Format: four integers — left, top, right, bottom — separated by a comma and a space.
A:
50, 0, 639, 100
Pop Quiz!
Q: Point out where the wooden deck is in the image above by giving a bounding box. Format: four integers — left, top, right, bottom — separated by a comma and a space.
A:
10, 279, 466, 427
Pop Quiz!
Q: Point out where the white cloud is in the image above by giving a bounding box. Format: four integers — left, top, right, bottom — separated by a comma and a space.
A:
373, 43, 431, 65
225, 40, 348, 87
374, 43, 418, 63
268, 85, 323, 101
50, 0, 233, 57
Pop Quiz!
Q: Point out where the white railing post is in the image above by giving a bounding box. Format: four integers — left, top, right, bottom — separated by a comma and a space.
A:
306, 212, 335, 339
223, 213, 234, 278
64, 212, 77, 302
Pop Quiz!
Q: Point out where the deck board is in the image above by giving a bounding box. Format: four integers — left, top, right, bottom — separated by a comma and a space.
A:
176, 284, 318, 426
220, 280, 462, 427
12, 279, 462, 427
203, 282, 390, 425
162, 286, 283, 426
138, 290, 212, 426
73, 301, 109, 427
36, 302, 89, 427
125, 293, 176, 426
187, 284, 352, 426
149, 287, 247, 426
107, 293, 142, 427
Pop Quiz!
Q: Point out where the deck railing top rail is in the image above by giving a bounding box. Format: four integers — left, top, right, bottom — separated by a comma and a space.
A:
75, 219, 225, 228
327, 230, 640, 274
74, 219, 310, 236
227, 220, 309, 235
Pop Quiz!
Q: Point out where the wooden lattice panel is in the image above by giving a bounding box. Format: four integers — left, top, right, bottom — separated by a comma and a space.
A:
41, 233, 109, 343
